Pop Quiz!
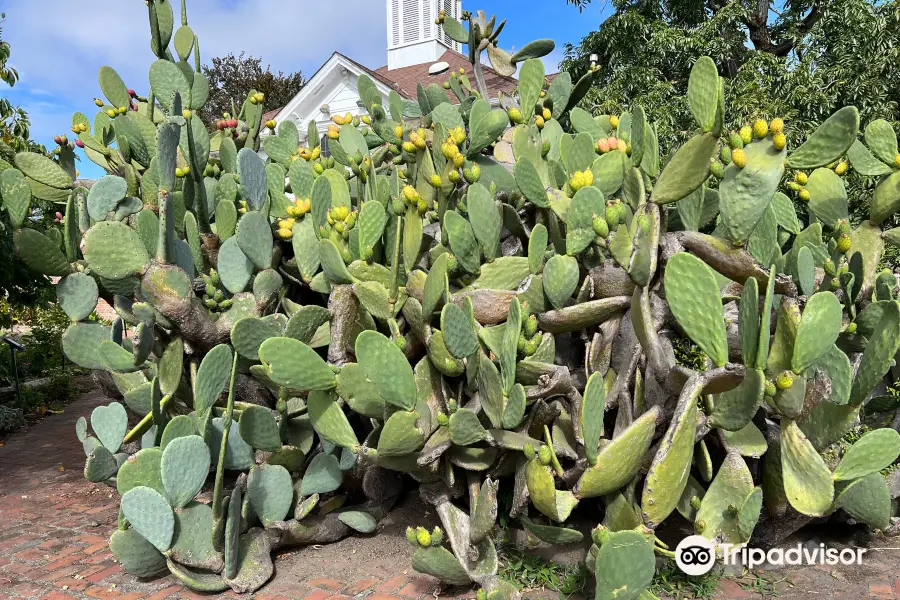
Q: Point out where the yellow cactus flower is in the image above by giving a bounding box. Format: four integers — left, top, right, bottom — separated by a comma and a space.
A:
452, 127, 466, 145
327, 124, 340, 139
311, 146, 321, 160
583, 168, 594, 186
277, 228, 293, 240
403, 185, 418, 204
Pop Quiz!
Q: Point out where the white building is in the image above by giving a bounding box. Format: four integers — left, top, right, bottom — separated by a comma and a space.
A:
261, 0, 521, 149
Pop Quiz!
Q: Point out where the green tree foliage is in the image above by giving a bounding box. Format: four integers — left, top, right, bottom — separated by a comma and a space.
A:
199, 52, 304, 128
561, 0, 900, 151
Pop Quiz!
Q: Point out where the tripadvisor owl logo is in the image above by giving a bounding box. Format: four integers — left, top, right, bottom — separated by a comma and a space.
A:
675, 536, 716, 576
674, 535, 868, 576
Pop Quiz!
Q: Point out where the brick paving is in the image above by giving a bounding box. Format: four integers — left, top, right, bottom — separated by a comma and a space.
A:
2, 389, 900, 600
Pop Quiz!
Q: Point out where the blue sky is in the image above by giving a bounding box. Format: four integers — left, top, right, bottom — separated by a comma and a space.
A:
0, 0, 610, 180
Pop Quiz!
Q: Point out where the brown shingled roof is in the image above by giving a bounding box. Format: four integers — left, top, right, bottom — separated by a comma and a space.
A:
372, 49, 519, 101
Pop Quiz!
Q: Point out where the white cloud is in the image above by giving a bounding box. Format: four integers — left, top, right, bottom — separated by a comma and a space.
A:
2, 0, 388, 106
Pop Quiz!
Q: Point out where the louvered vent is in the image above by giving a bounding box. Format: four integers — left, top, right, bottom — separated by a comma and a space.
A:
402, 0, 421, 44
390, 0, 401, 47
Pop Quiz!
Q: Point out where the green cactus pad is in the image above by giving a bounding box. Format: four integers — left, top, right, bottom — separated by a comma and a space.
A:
91, 402, 128, 453
411, 545, 472, 586
258, 337, 336, 391
299, 453, 343, 496
515, 158, 550, 208
121, 486, 175, 552
354, 281, 392, 320
440, 303, 478, 359
83, 221, 149, 280
170, 501, 223, 571
543, 254, 579, 310
318, 238, 354, 284
194, 344, 233, 417
87, 175, 128, 221
238, 405, 282, 452
355, 330, 417, 411
336, 510, 376, 534
247, 464, 293, 526
805, 168, 849, 225
664, 252, 727, 366
160, 415, 196, 451
230, 317, 280, 361
422, 252, 449, 318
467, 183, 502, 260
525, 458, 579, 522
850, 301, 900, 405
161, 435, 210, 509
13, 228, 70, 276
231, 213, 273, 273
848, 140, 893, 177
334, 362, 385, 419
109, 528, 167, 578
781, 420, 834, 516
502, 383, 527, 430
520, 517, 584, 545
444, 210, 481, 275
642, 376, 700, 527
566, 186, 605, 256
791, 292, 842, 373
581, 372, 607, 466
14, 151, 72, 189
687, 56, 719, 132
449, 408, 488, 446
695, 452, 755, 542
594, 530, 655, 600
208, 418, 255, 470
787, 106, 859, 169
84, 445, 118, 482
833, 428, 900, 481
834, 473, 891, 530
284, 306, 331, 346
0, 168, 30, 228
719, 137, 786, 245
576, 406, 658, 498
651, 133, 717, 204
378, 410, 425, 456
56, 273, 99, 322
307, 390, 359, 450
709, 368, 765, 431
117, 448, 165, 496
471, 478, 499, 543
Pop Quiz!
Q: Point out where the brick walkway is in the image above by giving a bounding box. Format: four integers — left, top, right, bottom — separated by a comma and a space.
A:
2, 390, 900, 600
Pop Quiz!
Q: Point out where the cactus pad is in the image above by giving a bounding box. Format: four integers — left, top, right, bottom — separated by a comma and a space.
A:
121, 486, 175, 552
355, 330, 417, 411
664, 252, 727, 366
161, 434, 211, 508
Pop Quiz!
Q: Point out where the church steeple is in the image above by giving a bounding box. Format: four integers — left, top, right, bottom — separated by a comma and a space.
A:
386, 0, 462, 70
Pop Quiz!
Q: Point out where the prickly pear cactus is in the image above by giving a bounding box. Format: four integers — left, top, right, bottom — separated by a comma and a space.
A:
3, 1, 895, 598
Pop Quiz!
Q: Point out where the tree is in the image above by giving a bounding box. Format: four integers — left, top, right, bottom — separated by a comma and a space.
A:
560, 0, 900, 152
199, 53, 304, 128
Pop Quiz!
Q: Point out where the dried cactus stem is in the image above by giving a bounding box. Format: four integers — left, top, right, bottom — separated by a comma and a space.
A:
157, 190, 172, 264
389, 212, 405, 304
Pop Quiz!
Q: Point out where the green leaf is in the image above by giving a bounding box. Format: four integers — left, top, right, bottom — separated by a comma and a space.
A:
664, 253, 727, 366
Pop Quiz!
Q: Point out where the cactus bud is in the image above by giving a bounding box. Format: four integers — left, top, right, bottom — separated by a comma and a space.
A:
690, 495, 702, 511
430, 174, 442, 188
524, 337, 540, 356
94, 98, 104, 107
710, 160, 725, 179
391, 198, 406, 216
430, 526, 443, 546
605, 199, 625, 229
764, 379, 776, 397
731, 148, 747, 168
524, 314, 538, 338
417, 198, 427, 216
846, 322, 857, 334
729, 132, 744, 150
720, 145, 732, 164
266, 119, 277, 129
776, 370, 794, 390
608, 114, 619, 129
591, 214, 609, 238
739, 126, 753, 145
837, 233, 852, 254
453, 152, 465, 168
105, 109, 117, 118
798, 188, 810, 202
753, 119, 769, 139
537, 445, 552, 466
76, 139, 85, 149
517, 333, 527, 353
824, 258, 836, 276
448, 398, 458, 413
535, 115, 545, 128
542, 107, 552, 121
773, 133, 786, 151
406, 526, 418, 545
277, 228, 292, 240
835, 161, 849, 176
617, 139, 628, 153
795, 171, 808, 185
507, 107, 523, 124
523, 443, 535, 460
183, 109, 192, 119
448, 169, 460, 184
445, 253, 458, 272
895, 153, 900, 168
787, 181, 801, 192
437, 412, 449, 427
